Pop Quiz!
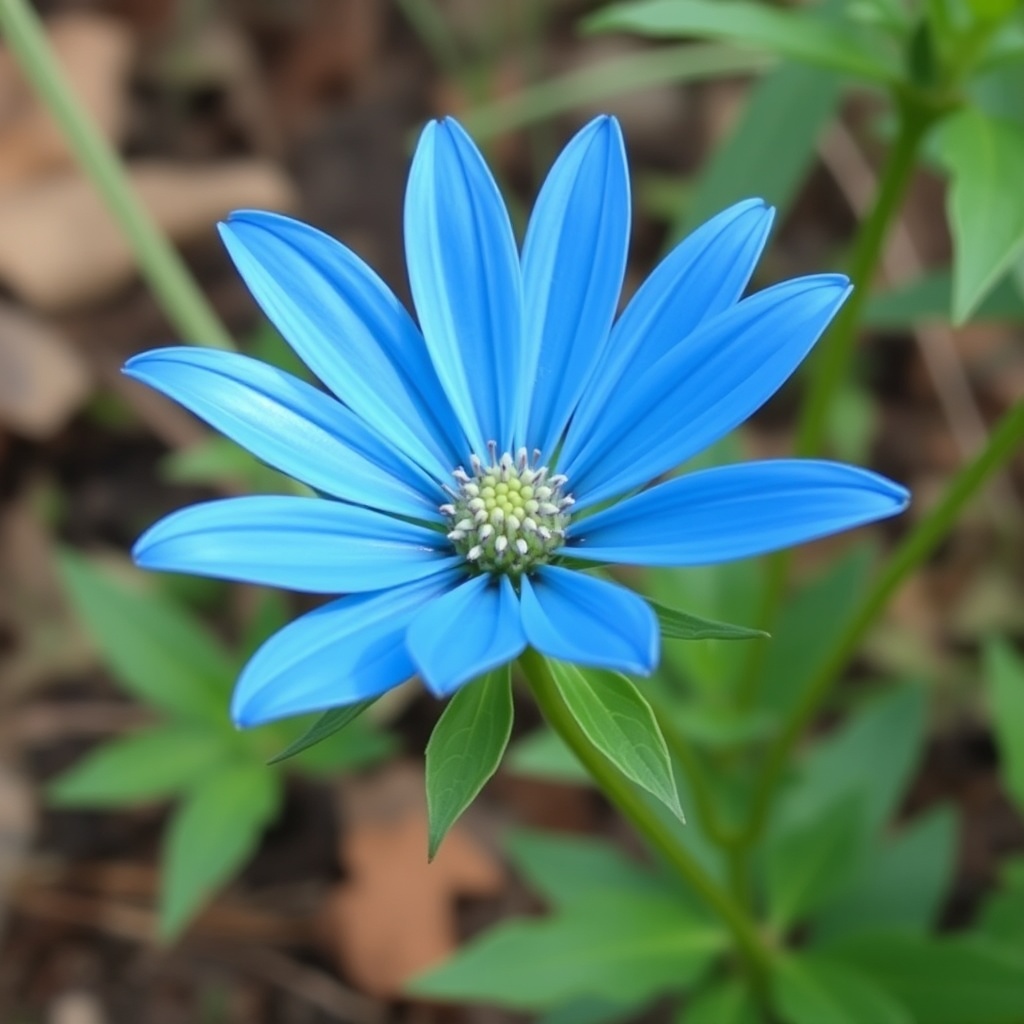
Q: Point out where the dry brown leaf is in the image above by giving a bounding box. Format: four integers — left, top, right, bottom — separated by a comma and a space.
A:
325, 763, 504, 998
0, 301, 91, 437
0, 13, 134, 194
0, 160, 297, 311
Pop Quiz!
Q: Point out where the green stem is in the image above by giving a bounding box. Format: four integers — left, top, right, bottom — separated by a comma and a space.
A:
796, 94, 935, 457
0, 0, 235, 351
735, 94, 937, 707
520, 648, 773, 989
739, 397, 1024, 846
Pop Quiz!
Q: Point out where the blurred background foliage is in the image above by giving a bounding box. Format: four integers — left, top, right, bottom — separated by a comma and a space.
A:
0, 1, 1023, 1022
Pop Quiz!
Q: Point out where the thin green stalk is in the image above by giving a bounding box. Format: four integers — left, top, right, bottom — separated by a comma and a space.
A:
0, 0, 235, 351
796, 95, 936, 457
520, 648, 773, 990
735, 95, 937, 705
738, 397, 1024, 846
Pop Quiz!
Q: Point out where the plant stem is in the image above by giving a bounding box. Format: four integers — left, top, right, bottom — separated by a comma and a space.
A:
0, 0, 236, 351
796, 94, 935, 457
735, 94, 936, 706
738, 397, 1024, 846
520, 648, 773, 989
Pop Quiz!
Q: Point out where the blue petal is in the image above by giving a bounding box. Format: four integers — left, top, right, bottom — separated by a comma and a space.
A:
520, 567, 658, 676
232, 571, 461, 726
562, 198, 774, 466
124, 348, 442, 520
566, 275, 852, 511
569, 460, 910, 565
133, 496, 459, 593
406, 573, 525, 696
218, 210, 464, 475
519, 116, 630, 458
404, 119, 522, 456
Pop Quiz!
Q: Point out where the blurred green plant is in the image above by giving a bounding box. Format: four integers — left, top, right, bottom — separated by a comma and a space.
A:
49, 552, 395, 941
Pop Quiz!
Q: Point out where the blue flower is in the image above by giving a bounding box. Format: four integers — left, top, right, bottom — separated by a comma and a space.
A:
126, 115, 908, 726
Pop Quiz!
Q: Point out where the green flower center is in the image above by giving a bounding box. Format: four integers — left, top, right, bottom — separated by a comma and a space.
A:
442, 446, 573, 576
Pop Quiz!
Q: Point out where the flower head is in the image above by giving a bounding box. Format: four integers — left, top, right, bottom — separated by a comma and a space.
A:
126, 115, 908, 726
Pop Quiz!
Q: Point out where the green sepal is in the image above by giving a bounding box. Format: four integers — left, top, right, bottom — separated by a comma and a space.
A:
425, 667, 514, 860
266, 698, 377, 764
650, 599, 768, 641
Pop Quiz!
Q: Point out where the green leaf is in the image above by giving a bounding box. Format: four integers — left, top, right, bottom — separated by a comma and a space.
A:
410, 890, 726, 1011
425, 668, 513, 860
680, 979, 759, 1024
772, 954, 912, 1024
759, 545, 875, 716
586, 0, 898, 82
649, 599, 768, 641
461, 43, 769, 140
977, 856, 1024, 950
864, 267, 1024, 325
676, 59, 843, 238
778, 685, 927, 839
671, 703, 777, 749
48, 725, 230, 808
266, 698, 377, 764
538, 999, 631, 1024
813, 805, 957, 941
546, 660, 684, 820
506, 727, 590, 784
984, 639, 1024, 810
937, 110, 1024, 322
504, 829, 674, 909
58, 550, 233, 721
765, 793, 865, 929
160, 762, 281, 940
825, 932, 1024, 1024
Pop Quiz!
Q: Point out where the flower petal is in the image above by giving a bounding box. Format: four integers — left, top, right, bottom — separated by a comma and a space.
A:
404, 118, 522, 456
566, 275, 852, 510
232, 571, 461, 726
124, 347, 441, 519
562, 198, 774, 466
133, 496, 459, 593
519, 116, 630, 458
520, 567, 658, 675
569, 460, 910, 565
218, 210, 464, 475
406, 573, 525, 696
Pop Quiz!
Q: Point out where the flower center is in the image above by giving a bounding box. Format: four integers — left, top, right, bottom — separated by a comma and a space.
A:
442, 445, 573, 576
